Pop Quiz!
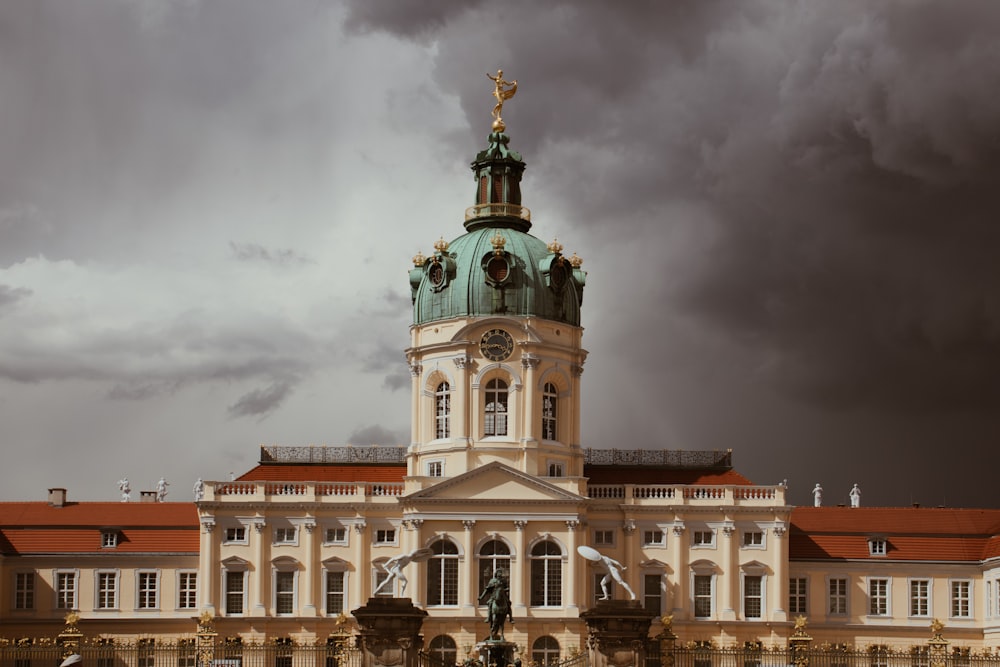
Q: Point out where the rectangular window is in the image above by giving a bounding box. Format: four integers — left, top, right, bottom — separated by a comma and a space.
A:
548, 462, 564, 477
643, 573, 662, 615
276, 571, 295, 615
427, 460, 444, 477
225, 571, 245, 615
693, 530, 715, 547
829, 578, 848, 615
742, 531, 764, 547
102, 532, 118, 548
14, 572, 35, 610
744, 575, 763, 619
137, 572, 159, 610
952, 580, 971, 618
178, 572, 198, 609
910, 580, 930, 617
275, 527, 297, 544
789, 577, 807, 614
375, 529, 396, 545
374, 569, 391, 597
869, 578, 889, 616
325, 527, 347, 544
643, 530, 665, 546
694, 575, 712, 618
594, 530, 615, 546
97, 571, 118, 610
225, 527, 247, 543
326, 571, 345, 615
56, 571, 77, 609
427, 557, 459, 606
869, 538, 887, 556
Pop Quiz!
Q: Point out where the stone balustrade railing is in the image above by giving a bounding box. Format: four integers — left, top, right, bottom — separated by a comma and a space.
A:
208, 481, 405, 502
587, 484, 784, 505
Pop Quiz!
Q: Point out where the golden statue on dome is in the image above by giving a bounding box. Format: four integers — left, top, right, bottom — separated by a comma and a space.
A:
487, 69, 517, 132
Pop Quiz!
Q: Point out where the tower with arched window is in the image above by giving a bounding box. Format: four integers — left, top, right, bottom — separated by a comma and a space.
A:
406, 122, 588, 492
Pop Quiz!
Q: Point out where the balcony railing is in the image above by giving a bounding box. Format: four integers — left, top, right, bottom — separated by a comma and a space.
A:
208, 481, 405, 502
465, 203, 531, 221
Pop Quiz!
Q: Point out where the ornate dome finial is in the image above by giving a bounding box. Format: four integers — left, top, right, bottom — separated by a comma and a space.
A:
569, 252, 583, 268
490, 232, 507, 255
412, 251, 426, 266
487, 69, 518, 133
433, 237, 450, 253
547, 238, 563, 255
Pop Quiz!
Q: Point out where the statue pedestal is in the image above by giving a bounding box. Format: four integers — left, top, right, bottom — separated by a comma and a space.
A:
580, 600, 656, 667
352, 598, 428, 667
475, 639, 517, 667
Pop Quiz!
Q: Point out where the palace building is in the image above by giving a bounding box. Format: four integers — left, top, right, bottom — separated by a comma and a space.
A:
3, 85, 1000, 661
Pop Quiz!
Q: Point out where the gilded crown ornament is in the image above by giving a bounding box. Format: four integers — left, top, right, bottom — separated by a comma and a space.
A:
412, 251, 426, 266
487, 69, 518, 132
547, 238, 563, 254
569, 252, 583, 267
433, 237, 450, 253
490, 232, 507, 255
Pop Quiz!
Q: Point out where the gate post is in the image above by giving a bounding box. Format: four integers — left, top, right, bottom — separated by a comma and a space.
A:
656, 615, 677, 667
927, 619, 949, 667
57, 612, 84, 659
788, 616, 812, 667
196, 611, 218, 667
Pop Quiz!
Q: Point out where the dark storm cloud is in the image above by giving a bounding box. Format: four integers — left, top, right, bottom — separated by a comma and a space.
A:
348, 0, 1000, 415
227, 379, 296, 420
229, 242, 314, 266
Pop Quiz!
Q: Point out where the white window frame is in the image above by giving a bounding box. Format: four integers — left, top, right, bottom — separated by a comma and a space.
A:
324, 526, 349, 546
541, 382, 558, 441
691, 570, 715, 619
868, 577, 891, 617
427, 460, 445, 477
741, 530, 765, 549
909, 578, 931, 618
547, 461, 565, 477
434, 381, 451, 440
374, 528, 398, 546
643, 529, 665, 547
869, 537, 888, 557
223, 568, 248, 616
742, 572, 766, 620
95, 569, 120, 610
54, 569, 79, 610
950, 579, 972, 619
324, 568, 349, 616
224, 526, 248, 544
692, 530, 716, 548
101, 531, 119, 548
789, 577, 807, 615
642, 571, 665, 615
136, 570, 160, 610
273, 567, 298, 616
827, 576, 848, 616
177, 570, 198, 610
273, 527, 298, 545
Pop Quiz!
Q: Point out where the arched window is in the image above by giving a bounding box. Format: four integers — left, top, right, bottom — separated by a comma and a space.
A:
435, 382, 450, 439
530, 541, 562, 607
532, 636, 561, 667
427, 539, 459, 606
478, 540, 512, 600
541, 382, 557, 440
484, 378, 508, 436
428, 636, 457, 667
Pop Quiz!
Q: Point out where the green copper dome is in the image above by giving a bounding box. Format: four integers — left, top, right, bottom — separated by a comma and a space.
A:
409, 131, 586, 326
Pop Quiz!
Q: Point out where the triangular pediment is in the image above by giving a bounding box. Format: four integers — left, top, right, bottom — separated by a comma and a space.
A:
404, 462, 584, 504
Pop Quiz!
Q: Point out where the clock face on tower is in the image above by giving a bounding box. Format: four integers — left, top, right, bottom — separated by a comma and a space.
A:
480, 328, 514, 362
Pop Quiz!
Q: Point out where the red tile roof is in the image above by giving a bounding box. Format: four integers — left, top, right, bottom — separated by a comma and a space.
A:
790, 507, 1000, 562
0, 502, 199, 555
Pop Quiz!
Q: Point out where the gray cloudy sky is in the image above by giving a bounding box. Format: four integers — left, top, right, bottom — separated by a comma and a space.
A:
2, 1, 999, 508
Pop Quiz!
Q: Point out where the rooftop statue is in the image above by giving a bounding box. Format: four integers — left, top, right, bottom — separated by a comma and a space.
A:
812, 483, 823, 507
118, 476, 131, 502
850, 483, 861, 508
156, 477, 169, 502
487, 69, 517, 132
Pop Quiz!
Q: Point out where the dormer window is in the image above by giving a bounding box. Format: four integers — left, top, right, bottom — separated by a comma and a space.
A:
869, 537, 888, 556
101, 531, 119, 548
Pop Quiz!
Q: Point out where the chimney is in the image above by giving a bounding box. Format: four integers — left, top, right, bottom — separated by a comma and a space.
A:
139, 491, 157, 503
48, 488, 67, 507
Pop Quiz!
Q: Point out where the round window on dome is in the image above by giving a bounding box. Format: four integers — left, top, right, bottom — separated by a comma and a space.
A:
429, 262, 444, 287
485, 256, 510, 284
549, 262, 567, 290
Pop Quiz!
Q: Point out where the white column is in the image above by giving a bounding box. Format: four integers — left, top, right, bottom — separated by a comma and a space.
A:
512, 520, 527, 613
670, 521, 686, 618
566, 520, 580, 612
408, 519, 425, 606
353, 521, 369, 603
720, 521, 736, 621
199, 517, 216, 613
253, 518, 267, 613
771, 524, 788, 622
301, 520, 317, 616
462, 520, 477, 612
